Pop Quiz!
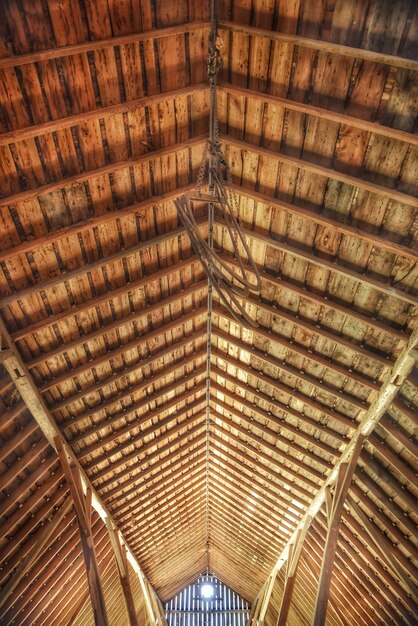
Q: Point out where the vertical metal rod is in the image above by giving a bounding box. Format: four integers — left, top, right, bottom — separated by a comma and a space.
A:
205, 0, 218, 574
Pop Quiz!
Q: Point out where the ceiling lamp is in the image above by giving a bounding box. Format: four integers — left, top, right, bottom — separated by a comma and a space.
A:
174, 1, 261, 328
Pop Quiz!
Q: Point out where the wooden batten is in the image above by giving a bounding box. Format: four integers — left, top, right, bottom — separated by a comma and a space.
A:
0, 1, 416, 625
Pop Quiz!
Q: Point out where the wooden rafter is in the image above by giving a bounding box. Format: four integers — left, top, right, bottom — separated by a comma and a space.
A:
248, 323, 418, 624
10, 253, 200, 340
220, 254, 407, 341
0, 85, 206, 146
55, 437, 110, 626
0, 320, 165, 626
219, 83, 418, 146
215, 218, 417, 306
221, 135, 418, 209
0, 498, 72, 612
26, 281, 206, 369
0, 136, 205, 210
229, 183, 418, 262
42, 307, 206, 395
219, 21, 418, 70
0, 21, 210, 69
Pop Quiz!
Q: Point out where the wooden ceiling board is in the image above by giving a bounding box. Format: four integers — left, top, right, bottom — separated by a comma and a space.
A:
0, 0, 417, 624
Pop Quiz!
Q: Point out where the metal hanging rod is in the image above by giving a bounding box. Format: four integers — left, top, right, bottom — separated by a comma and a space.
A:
174, 0, 261, 330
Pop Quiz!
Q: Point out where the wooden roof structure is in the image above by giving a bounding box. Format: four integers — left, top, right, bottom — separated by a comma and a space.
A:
0, 0, 417, 624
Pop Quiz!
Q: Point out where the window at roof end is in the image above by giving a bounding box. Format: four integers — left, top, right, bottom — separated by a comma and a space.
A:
164, 574, 251, 625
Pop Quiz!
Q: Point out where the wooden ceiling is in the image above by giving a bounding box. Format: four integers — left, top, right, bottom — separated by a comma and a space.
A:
0, 0, 417, 624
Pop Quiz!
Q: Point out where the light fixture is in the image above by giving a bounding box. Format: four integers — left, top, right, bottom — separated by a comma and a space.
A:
201, 583, 215, 599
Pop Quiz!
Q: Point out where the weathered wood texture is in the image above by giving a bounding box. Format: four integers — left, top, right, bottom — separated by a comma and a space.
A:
0, 0, 417, 624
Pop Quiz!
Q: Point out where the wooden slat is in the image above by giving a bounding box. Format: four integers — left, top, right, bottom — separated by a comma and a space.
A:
219, 21, 418, 71
0, 135, 206, 209
0, 21, 210, 68
216, 218, 417, 306
230, 183, 418, 262
0, 85, 206, 146
219, 83, 418, 146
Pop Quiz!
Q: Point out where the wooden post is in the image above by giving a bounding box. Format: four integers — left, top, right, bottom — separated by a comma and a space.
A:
276, 517, 312, 626
312, 436, 365, 626
258, 573, 278, 625
248, 579, 268, 625
146, 580, 168, 625
55, 437, 110, 626
106, 520, 139, 626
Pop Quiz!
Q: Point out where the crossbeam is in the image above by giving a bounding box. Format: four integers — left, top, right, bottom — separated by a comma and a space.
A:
219, 21, 418, 71
219, 83, 418, 146
215, 217, 417, 306
221, 135, 418, 210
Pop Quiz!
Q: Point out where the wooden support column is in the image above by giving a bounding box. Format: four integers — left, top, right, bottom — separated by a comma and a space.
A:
312, 435, 365, 626
258, 573, 278, 625
276, 517, 312, 626
106, 520, 139, 626
55, 437, 110, 626
248, 579, 268, 625
146, 580, 168, 626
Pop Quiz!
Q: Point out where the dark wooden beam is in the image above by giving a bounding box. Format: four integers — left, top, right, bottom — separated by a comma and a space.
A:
232, 290, 392, 368
42, 306, 206, 394
103, 436, 206, 501
220, 253, 406, 342
211, 380, 337, 464
221, 135, 418, 209
219, 21, 418, 71
209, 413, 317, 494
215, 217, 417, 306
0, 22, 210, 69
219, 83, 418, 146
83, 396, 206, 472
93, 420, 206, 487
210, 429, 311, 503
212, 319, 368, 413
0, 85, 206, 146
97, 426, 206, 493
55, 437, 110, 626
344, 497, 418, 602
0, 498, 72, 612
210, 355, 350, 438
113, 460, 207, 523
11, 256, 200, 341
312, 435, 365, 626
75, 380, 206, 458
0, 136, 205, 210
229, 182, 417, 263
209, 453, 301, 522
27, 281, 206, 369
106, 520, 139, 626
53, 340, 206, 417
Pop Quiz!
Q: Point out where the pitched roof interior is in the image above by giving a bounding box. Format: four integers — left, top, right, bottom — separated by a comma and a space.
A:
0, 0, 417, 624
